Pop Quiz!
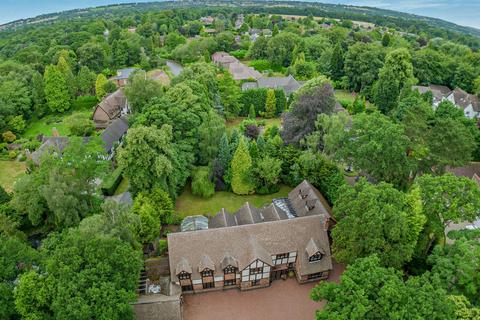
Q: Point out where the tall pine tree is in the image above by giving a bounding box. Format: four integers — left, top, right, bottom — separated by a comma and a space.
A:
44, 65, 70, 113
231, 137, 255, 195
330, 42, 344, 81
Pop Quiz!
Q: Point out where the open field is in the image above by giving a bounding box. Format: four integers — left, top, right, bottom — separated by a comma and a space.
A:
0, 160, 26, 192
175, 184, 292, 217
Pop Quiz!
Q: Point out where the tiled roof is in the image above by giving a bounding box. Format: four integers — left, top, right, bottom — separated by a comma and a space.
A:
93, 89, 127, 122
100, 116, 128, 153
111, 68, 138, 80
30, 136, 70, 165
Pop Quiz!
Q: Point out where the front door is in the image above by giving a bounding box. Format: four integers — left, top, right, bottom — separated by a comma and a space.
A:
270, 269, 288, 282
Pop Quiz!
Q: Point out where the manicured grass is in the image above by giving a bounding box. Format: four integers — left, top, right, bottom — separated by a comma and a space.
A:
0, 160, 26, 192
114, 177, 130, 195
22, 110, 91, 139
175, 184, 292, 217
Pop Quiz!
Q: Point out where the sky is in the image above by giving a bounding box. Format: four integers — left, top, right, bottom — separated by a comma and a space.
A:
0, 0, 479, 29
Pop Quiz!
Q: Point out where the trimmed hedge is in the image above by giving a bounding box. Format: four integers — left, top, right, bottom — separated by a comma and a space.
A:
240, 88, 287, 117
101, 166, 124, 196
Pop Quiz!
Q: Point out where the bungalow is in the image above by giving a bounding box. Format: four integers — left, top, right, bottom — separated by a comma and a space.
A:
92, 89, 129, 129
168, 180, 334, 294
110, 68, 138, 87
242, 75, 303, 95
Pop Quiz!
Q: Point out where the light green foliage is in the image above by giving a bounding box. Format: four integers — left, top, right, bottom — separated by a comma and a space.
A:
449, 295, 480, 320
253, 156, 282, 194
217, 71, 242, 119
14, 227, 142, 320
12, 138, 108, 231
77, 66, 96, 95
262, 89, 276, 118
291, 52, 316, 80
117, 125, 188, 197
231, 138, 255, 195
429, 240, 480, 305
348, 95, 366, 114
248, 104, 256, 119
330, 42, 344, 81
191, 166, 215, 198
57, 56, 76, 98
267, 32, 301, 67
332, 179, 425, 268
7, 115, 26, 134
64, 112, 95, 136
95, 73, 108, 100
337, 112, 414, 187
132, 188, 174, 243
44, 64, 70, 112
311, 255, 455, 319
305, 112, 349, 155
290, 150, 345, 204
0, 235, 38, 319
124, 70, 163, 113
198, 110, 226, 165
373, 48, 415, 114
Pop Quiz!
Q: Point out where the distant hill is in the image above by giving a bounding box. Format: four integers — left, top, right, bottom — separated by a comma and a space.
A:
1, 0, 479, 38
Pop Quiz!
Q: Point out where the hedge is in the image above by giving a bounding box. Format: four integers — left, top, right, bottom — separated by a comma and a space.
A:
239, 88, 287, 117
101, 166, 124, 196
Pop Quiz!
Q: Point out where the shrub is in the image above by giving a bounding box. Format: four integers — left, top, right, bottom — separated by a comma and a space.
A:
8, 150, 18, 159
100, 167, 124, 196
230, 49, 247, 59
240, 88, 286, 116
65, 113, 95, 136
157, 239, 168, 255
2, 131, 16, 143
22, 140, 41, 151
191, 166, 215, 198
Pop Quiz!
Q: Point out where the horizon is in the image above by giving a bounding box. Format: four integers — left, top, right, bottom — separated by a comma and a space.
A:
0, 0, 479, 30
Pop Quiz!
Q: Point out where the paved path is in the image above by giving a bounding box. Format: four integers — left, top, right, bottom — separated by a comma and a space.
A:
183, 263, 344, 320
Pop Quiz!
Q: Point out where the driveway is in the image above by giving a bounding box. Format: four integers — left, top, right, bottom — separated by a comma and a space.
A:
183, 262, 345, 320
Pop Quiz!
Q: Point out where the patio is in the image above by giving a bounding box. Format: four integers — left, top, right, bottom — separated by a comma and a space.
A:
183, 262, 345, 320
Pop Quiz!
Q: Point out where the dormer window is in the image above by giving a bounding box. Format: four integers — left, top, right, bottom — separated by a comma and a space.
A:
178, 271, 191, 280
309, 252, 323, 263
201, 268, 214, 277
299, 189, 308, 199
224, 265, 236, 274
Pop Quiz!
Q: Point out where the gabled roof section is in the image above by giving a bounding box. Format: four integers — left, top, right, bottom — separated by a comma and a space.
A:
100, 116, 128, 152
220, 253, 238, 270
175, 257, 192, 275
245, 237, 273, 268
288, 180, 333, 220
234, 202, 262, 225
94, 89, 127, 121
209, 208, 237, 229
305, 238, 325, 257
198, 254, 215, 272
261, 203, 288, 222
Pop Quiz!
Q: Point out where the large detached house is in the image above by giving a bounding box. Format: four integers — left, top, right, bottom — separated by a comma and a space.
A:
412, 85, 480, 119
242, 75, 303, 95
168, 180, 334, 294
212, 52, 262, 81
93, 89, 129, 129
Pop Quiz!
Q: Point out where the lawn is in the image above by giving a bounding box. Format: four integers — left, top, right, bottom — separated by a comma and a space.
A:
175, 184, 292, 217
22, 110, 92, 139
334, 90, 374, 108
0, 160, 26, 192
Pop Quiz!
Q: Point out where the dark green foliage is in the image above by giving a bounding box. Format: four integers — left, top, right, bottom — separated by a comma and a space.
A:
239, 88, 286, 117
290, 151, 345, 204
191, 166, 215, 198
330, 42, 344, 81
0, 186, 10, 205
311, 255, 456, 319
100, 167, 124, 196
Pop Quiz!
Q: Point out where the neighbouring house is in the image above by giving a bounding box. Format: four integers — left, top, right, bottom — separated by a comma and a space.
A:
92, 89, 129, 129
445, 163, 480, 243
235, 14, 244, 29
200, 16, 215, 25
203, 28, 217, 35
212, 52, 262, 81
148, 70, 170, 86
242, 75, 303, 95
110, 68, 138, 87
168, 180, 334, 294
30, 136, 70, 165
100, 116, 128, 159
412, 85, 480, 119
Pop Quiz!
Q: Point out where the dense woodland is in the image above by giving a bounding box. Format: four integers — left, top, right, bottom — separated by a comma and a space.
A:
1, 1, 480, 319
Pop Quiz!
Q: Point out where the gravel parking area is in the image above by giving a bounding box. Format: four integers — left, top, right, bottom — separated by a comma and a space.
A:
183, 262, 345, 320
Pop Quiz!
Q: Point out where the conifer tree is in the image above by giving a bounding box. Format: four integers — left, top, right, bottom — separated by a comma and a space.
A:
248, 104, 256, 119
217, 132, 231, 172
330, 42, 344, 81
44, 65, 70, 113
249, 140, 259, 160
263, 89, 276, 118
57, 56, 76, 98
95, 74, 108, 100
231, 137, 255, 195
